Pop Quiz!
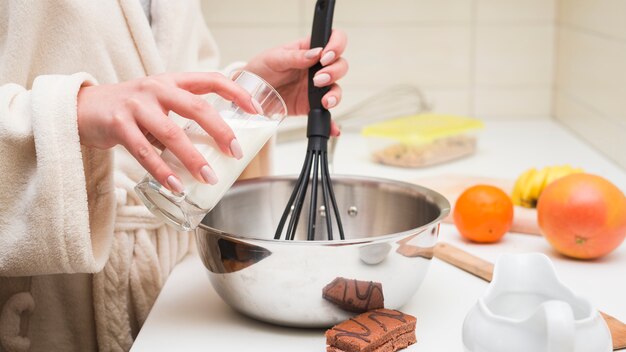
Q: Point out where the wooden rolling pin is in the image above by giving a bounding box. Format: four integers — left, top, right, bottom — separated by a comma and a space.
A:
434, 242, 626, 350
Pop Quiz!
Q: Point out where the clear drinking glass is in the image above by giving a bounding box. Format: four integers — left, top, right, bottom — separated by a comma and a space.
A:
135, 71, 287, 230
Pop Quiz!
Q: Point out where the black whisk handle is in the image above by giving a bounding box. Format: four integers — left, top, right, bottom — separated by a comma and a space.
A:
275, 0, 344, 242
308, 0, 335, 110
310, 0, 335, 48
307, 108, 331, 140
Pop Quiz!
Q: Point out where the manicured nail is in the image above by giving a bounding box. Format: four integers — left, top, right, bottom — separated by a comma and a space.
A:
167, 175, 184, 193
327, 96, 337, 108
313, 73, 331, 87
200, 165, 218, 185
320, 51, 335, 66
251, 98, 264, 115
230, 139, 243, 160
305, 47, 323, 59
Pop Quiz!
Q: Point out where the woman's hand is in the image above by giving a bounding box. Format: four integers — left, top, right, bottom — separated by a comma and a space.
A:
76, 72, 262, 193
243, 30, 348, 136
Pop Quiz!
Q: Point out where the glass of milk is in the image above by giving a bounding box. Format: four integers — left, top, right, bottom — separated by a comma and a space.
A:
135, 71, 287, 230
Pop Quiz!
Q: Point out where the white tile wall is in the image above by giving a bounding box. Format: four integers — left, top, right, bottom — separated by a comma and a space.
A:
201, 0, 301, 25
554, 92, 624, 165
305, 0, 473, 25
200, 0, 557, 120
476, 0, 556, 23
340, 26, 472, 89
209, 27, 301, 64
555, 0, 626, 169
556, 28, 626, 120
474, 25, 555, 88
200, 0, 626, 169
558, 0, 626, 40
474, 89, 552, 118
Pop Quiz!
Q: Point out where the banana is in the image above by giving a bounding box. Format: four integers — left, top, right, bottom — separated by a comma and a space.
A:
512, 165, 583, 208
511, 168, 534, 204
520, 168, 548, 208
544, 165, 571, 186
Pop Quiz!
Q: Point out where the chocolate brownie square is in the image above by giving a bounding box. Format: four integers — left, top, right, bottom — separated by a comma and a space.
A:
323, 277, 384, 313
326, 309, 417, 352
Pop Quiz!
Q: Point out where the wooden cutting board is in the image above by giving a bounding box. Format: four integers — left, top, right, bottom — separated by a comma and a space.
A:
434, 242, 626, 350
414, 174, 542, 235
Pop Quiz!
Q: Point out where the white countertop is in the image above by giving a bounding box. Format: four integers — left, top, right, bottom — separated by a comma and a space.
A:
131, 119, 626, 352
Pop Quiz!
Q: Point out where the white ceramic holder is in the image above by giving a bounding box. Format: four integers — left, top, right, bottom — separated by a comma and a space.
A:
463, 253, 612, 352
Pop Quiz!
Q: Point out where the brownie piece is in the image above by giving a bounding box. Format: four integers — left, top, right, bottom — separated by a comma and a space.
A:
326, 309, 417, 352
323, 277, 384, 312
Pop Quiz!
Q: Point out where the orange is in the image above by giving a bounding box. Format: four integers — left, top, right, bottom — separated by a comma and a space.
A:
537, 173, 626, 259
453, 185, 514, 243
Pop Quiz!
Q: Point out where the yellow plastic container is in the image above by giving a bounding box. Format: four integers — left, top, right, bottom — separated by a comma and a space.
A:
361, 113, 484, 168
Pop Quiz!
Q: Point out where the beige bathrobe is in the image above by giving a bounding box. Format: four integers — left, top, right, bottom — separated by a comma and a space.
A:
0, 1, 240, 351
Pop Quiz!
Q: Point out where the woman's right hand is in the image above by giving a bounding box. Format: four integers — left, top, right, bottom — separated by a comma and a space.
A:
76, 72, 262, 193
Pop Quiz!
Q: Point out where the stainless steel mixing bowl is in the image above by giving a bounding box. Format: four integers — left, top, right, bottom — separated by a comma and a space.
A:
195, 175, 450, 327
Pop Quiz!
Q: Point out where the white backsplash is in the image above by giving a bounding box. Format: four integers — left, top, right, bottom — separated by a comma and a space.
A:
555, 0, 626, 169
201, 0, 556, 119
200, 0, 626, 169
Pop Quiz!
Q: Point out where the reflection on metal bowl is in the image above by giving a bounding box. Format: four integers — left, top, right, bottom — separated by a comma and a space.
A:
195, 175, 450, 327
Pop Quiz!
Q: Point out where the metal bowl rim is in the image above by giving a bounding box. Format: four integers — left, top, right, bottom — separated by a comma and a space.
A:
196, 174, 451, 246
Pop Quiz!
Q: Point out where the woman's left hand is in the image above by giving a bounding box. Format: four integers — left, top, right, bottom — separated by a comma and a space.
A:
243, 30, 348, 136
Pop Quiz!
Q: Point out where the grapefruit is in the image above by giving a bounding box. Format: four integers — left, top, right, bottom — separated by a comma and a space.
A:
537, 173, 626, 259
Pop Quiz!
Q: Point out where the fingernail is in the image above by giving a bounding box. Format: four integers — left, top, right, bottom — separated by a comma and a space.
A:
167, 175, 184, 193
320, 51, 335, 66
305, 47, 323, 59
251, 98, 264, 115
327, 96, 337, 108
337, 129, 341, 137
230, 139, 243, 160
313, 73, 331, 87
200, 165, 218, 185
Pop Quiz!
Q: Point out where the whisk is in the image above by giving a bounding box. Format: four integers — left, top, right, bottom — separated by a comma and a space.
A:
274, 0, 344, 241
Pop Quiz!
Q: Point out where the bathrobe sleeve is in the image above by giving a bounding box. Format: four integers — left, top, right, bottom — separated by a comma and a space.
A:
0, 73, 116, 276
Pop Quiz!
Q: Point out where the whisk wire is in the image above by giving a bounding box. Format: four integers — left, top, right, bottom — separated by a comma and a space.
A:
320, 152, 333, 240
274, 150, 312, 240
307, 152, 320, 240
274, 147, 346, 241
322, 152, 344, 240
286, 151, 313, 241
273, 152, 307, 239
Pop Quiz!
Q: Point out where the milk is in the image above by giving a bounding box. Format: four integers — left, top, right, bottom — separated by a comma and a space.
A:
160, 113, 279, 211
